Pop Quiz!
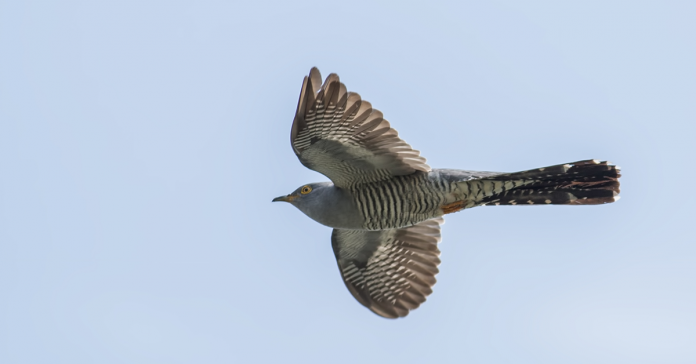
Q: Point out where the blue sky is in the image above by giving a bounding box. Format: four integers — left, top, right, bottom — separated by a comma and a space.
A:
1, 1, 694, 363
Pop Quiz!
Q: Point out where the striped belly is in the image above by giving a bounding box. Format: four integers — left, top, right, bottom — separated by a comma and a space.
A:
351, 172, 448, 230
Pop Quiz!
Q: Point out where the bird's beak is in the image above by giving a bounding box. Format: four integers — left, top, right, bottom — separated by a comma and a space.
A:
272, 194, 297, 203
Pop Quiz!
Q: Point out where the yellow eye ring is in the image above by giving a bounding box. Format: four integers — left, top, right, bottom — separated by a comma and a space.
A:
300, 185, 312, 194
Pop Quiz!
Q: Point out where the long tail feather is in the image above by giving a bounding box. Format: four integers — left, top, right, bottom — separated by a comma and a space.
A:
479, 160, 621, 206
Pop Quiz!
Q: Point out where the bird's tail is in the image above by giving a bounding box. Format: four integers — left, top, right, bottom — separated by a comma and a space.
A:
474, 160, 621, 206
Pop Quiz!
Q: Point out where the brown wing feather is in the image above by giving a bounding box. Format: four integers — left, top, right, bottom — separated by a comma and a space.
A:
291, 67, 430, 188
331, 218, 444, 318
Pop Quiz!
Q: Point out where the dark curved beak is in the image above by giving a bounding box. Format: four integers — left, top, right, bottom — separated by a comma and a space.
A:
272, 195, 295, 203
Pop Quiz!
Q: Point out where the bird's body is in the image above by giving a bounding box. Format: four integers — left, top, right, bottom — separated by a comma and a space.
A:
274, 68, 621, 318
291, 163, 618, 232
288, 169, 467, 230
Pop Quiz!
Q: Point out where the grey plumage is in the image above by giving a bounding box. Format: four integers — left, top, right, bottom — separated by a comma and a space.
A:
274, 68, 621, 319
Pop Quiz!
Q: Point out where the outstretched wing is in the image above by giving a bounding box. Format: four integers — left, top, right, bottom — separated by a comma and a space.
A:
331, 218, 444, 318
291, 67, 430, 188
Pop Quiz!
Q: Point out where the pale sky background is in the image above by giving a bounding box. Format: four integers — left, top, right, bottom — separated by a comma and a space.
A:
1, 1, 695, 363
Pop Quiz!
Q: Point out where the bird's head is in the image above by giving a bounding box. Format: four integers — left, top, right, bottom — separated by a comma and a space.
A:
272, 182, 334, 209
272, 181, 361, 229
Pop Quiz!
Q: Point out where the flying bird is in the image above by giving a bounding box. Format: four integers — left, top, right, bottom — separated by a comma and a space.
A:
273, 68, 621, 318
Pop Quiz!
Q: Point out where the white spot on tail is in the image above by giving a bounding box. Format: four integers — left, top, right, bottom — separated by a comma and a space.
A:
544, 199, 552, 204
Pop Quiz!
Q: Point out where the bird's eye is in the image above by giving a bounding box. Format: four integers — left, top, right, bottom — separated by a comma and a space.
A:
300, 185, 313, 194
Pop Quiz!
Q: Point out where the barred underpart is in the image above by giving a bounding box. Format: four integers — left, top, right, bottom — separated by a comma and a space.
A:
345, 160, 621, 230
350, 171, 449, 230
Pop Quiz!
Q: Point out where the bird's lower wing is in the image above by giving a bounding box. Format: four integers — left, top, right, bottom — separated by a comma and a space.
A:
331, 218, 444, 318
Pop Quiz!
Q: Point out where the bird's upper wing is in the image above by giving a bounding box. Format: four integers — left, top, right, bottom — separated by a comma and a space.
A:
331, 218, 444, 318
291, 68, 430, 188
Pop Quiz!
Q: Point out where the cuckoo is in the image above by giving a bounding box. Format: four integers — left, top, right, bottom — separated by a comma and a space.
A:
273, 68, 621, 319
